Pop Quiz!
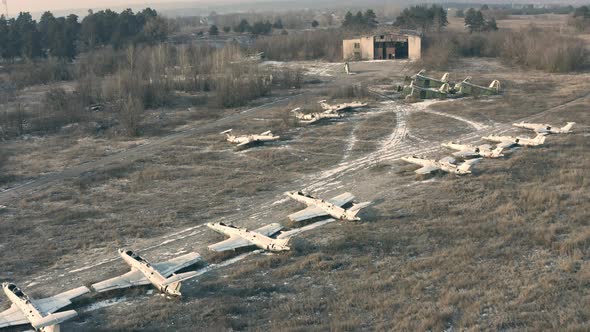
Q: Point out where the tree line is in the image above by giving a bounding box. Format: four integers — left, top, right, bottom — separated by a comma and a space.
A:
341, 10, 378, 30
0, 8, 168, 60
394, 5, 448, 32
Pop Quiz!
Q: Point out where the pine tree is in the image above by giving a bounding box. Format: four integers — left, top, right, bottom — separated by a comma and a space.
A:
464, 8, 486, 33
364, 9, 378, 27
209, 24, 219, 35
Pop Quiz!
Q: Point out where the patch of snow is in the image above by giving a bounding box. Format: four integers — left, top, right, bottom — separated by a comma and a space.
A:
81, 297, 127, 313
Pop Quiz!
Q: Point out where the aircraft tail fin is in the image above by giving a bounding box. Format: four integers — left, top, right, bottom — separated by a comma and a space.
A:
489, 80, 501, 92
534, 134, 546, 145
33, 310, 77, 331
441, 72, 449, 82
268, 237, 291, 251
166, 281, 182, 295
349, 201, 372, 216
491, 147, 504, 157
439, 83, 450, 93
291, 108, 304, 118
41, 324, 62, 332
561, 122, 576, 133
162, 271, 200, 287
458, 158, 482, 173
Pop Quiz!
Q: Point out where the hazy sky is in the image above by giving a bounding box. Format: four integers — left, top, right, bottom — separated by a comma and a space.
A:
6, 0, 191, 15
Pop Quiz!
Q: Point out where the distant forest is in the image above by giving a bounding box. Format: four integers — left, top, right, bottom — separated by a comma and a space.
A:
0, 8, 169, 60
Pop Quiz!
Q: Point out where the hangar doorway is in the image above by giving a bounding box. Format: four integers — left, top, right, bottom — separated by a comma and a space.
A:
374, 41, 409, 60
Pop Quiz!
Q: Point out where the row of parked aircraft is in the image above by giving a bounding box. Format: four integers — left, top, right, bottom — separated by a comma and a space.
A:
220, 100, 368, 148
402, 121, 575, 175
1, 69, 577, 331
0, 190, 371, 331
400, 70, 502, 101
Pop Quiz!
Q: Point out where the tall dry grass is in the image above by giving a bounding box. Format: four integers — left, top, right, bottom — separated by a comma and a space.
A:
252, 29, 344, 61
420, 27, 588, 72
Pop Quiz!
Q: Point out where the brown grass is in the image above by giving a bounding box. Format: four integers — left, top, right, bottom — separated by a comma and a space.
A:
420, 27, 588, 73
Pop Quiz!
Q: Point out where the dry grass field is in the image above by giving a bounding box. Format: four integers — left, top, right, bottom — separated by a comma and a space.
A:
0, 13, 589, 331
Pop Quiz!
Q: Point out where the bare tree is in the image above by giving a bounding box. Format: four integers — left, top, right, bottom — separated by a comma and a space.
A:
119, 95, 143, 136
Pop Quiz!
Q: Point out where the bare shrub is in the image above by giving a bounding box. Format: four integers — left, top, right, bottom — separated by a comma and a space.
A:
214, 73, 271, 108
206, 44, 273, 108
329, 83, 371, 99
272, 67, 303, 89
75, 72, 102, 106
33, 88, 85, 132
421, 28, 587, 72
502, 27, 588, 72
418, 34, 457, 70
0, 103, 30, 138
8, 58, 73, 88
252, 29, 344, 61
75, 47, 122, 78
118, 95, 144, 136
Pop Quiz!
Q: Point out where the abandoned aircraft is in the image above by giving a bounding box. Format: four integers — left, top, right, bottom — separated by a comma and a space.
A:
512, 121, 576, 135
319, 100, 368, 113
285, 191, 371, 222
454, 77, 501, 96
292, 107, 343, 124
0, 283, 89, 332
401, 80, 451, 101
221, 129, 280, 147
91, 249, 202, 297
441, 142, 505, 159
207, 222, 291, 252
482, 134, 546, 149
401, 156, 482, 175
410, 70, 450, 89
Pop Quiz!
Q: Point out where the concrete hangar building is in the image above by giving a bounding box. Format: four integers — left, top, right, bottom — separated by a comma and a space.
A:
343, 32, 421, 61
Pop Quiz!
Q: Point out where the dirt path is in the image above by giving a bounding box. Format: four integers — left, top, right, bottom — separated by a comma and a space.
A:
15, 88, 589, 295
0, 63, 394, 205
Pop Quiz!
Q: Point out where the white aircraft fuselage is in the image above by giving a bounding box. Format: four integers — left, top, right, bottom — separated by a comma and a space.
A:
206, 223, 290, 251
512, 121, 575, 135
2, 283, 44, 327
320, 101, 367, 113
293, 109, 342, 123
482, 134, 545, 147
401, 156, 474, 175
118, 249, 181, 296
1, 283, 77, 332
285, 191, 359, 221
442, 142, 504, 158
225, 133, 279, 145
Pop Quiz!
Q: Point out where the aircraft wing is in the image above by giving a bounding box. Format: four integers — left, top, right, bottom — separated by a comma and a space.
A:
254, 223, 283, 236
328, 192, 355, 207
0, 304, 28, 328
415, 165, 440, 175
237, 139, 253, 147
288, 206, 328, 222
34, 286, 90, 314
208, 235, 252, 252
92, 269, 150, 293
153, 252, 202, 277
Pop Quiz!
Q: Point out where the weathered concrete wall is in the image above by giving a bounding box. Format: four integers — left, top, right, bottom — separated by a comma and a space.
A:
343, 37, 374, 60
342, 39, 361, 61
360, 36, 374, 60
408, 35, 422, 60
